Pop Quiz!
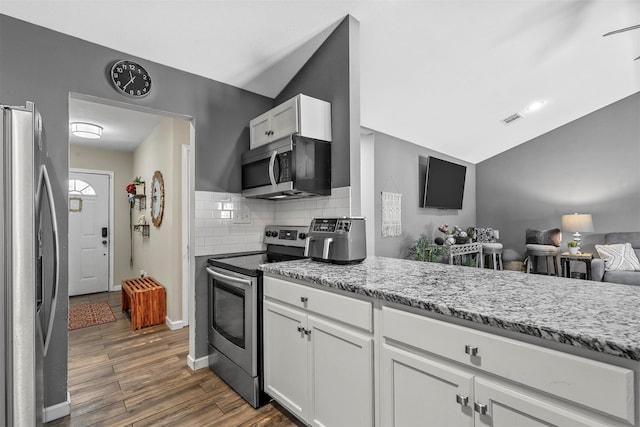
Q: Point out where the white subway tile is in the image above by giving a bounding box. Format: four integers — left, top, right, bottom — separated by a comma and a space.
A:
195, 191, 214, 201
212, 192, 231, 201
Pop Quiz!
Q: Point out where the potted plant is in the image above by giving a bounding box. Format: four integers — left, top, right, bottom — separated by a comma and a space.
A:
408, 234, 446, 263
567, 240, 579, 255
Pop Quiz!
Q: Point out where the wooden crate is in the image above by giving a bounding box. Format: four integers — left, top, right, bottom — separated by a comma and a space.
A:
121, 277, 166, 330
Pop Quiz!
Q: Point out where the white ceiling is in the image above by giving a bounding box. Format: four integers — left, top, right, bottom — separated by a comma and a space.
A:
2, 1, 639, 163
69, 98, 164, 151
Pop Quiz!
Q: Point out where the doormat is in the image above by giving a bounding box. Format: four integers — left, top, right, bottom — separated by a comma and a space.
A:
68, 301, 116, 331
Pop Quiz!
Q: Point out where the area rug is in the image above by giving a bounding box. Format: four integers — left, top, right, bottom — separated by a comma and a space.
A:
68, 301, 116, 331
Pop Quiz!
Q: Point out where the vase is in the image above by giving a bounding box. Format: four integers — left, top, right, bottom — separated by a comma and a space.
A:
569, 247, 579, 255
135, 183, 145, 195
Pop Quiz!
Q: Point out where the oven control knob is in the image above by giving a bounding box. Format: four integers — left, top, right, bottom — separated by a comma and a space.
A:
265, 231, 270, 237
266, 230, 277, 237
299, 233, 307, 239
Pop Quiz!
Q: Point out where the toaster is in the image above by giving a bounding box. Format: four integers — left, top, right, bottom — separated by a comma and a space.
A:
304, 217, 367, 264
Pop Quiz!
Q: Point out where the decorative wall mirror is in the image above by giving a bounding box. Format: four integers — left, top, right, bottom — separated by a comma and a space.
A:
150, 170, 165, 227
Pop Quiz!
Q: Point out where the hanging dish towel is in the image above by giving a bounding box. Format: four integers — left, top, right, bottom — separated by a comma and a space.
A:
381, 192, 402, 237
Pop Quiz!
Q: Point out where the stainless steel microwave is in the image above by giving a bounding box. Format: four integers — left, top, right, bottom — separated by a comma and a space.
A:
241, 134, 331, 199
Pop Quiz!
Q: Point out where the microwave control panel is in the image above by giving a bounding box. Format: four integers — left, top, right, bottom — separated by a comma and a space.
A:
311, 218, 352, 233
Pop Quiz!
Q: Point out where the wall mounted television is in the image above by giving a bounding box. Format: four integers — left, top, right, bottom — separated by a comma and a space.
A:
422, 156, 466, 209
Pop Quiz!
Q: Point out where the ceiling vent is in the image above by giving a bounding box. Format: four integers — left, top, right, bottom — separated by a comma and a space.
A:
501, 113, 523, 126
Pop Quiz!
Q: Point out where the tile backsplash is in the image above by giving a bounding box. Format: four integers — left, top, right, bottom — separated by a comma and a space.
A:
195, 186, 351, 256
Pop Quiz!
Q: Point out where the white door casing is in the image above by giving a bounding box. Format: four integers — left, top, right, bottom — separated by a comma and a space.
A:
68, 170, 111, 296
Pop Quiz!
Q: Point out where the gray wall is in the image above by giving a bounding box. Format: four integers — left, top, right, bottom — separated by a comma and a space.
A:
191, 16, 358, 361
373, 130, 477, 259
477, 91, 640, 263
276, 16, 357, 188
0, 14, 271, 408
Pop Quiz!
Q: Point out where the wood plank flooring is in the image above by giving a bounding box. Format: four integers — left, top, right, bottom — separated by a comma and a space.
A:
47, 291, 302, 427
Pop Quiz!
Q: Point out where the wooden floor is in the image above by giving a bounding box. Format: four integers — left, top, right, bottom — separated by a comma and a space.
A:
47, 291, 303, 427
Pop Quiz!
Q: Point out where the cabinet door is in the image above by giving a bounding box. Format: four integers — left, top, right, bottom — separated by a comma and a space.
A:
263, 300, 308, 421
270, 96, 299, 141
307, 315, 374, 427
380, 344, 474, 427
473, 378, 615, 427
249, 110, 272, 149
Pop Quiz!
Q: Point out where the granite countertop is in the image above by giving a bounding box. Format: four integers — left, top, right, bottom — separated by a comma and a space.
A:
260, 256, 640, 361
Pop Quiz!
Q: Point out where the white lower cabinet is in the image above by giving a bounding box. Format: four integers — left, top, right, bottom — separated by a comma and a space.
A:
264, 276, 636, 427
263, 300, 308, 421
381, 343, 474, 427
381, 343, 619, 427
381, 306, 634, 427
473, 377, 614, 427
263, 277, 374, 427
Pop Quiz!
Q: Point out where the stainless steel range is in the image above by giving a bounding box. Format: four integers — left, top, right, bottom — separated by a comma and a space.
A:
206, 225, 308, 408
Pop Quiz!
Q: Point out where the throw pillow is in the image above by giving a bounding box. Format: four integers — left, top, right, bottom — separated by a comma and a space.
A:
525, 228, 562, 247
475, 227, 495, 243
595, 243, 640, 271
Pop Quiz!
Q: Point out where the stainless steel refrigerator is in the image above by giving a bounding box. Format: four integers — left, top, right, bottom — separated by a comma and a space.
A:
1, 102, 60, 426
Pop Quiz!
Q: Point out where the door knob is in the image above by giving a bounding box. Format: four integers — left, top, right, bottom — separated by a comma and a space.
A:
102, 240, 107, 245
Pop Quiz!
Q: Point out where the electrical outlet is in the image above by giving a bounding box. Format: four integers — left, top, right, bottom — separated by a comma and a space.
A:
233, 210, 251, 224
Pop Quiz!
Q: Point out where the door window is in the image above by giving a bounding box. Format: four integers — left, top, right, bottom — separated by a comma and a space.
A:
68, 179, 96, 196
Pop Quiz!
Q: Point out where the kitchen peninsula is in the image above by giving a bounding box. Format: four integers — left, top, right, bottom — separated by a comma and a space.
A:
260, 257, 640, 426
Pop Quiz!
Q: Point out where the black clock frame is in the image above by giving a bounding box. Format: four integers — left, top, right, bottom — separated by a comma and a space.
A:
110, 60, 152, 98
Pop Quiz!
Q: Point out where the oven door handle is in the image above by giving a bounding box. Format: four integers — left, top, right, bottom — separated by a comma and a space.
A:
206, 267, 253, 289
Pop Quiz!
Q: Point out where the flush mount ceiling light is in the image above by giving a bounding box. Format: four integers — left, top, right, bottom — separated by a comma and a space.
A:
70, 122, 103, 139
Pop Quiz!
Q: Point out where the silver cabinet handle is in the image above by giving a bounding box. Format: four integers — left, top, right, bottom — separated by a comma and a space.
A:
456, 394, 469, 407
300, 296, 308, 303
474, 402, 488, 415
296, 326, 311, 336
465, 344, 479, 356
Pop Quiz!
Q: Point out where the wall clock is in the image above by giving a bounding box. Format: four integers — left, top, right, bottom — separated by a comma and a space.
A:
150, 170, 164, 227
110, 60, 152, 98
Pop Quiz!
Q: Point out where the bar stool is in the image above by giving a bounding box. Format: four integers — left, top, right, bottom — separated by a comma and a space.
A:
525, 228, 562, 276
526, 244, 560, 275
474, 227, 503, 270
482, 242, 503, 270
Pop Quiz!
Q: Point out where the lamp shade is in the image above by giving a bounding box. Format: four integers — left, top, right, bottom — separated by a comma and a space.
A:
70, 122, 102, 139
561, 213, 594, 233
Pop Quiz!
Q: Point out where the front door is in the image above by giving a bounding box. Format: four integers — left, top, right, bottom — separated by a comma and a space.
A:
68, 171, 110, 296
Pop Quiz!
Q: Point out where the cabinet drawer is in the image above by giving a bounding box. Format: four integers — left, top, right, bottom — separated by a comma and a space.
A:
264, 276, 372, 332
382, 306, 634, 424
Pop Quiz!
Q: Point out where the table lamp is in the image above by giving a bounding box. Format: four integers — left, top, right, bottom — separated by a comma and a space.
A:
561, 213, 594, 251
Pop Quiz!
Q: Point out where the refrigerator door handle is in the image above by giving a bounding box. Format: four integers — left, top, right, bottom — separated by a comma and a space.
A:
37, 164, 59, 356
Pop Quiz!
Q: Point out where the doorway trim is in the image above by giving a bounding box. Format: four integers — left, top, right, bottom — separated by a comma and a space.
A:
69, 168, 115, 291
182, 142, 193, 328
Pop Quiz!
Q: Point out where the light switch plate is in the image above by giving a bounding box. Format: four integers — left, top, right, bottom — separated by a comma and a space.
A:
233, 210, 251, 224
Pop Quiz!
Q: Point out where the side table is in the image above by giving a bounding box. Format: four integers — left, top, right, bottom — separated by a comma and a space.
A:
560, 252, 594, 280
448, 243, 484, 268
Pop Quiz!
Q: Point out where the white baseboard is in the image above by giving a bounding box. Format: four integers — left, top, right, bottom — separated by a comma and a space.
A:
111, 284, 122, 292
43, 391, 70, 422
187, 354, 209, 371
165, 316, 185, 330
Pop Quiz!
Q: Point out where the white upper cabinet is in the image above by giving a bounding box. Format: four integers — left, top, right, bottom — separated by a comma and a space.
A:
249, 94, 332, 149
